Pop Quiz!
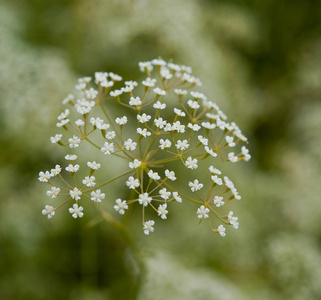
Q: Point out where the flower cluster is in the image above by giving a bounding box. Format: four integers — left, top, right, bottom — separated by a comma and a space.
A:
39, 58, 250, 237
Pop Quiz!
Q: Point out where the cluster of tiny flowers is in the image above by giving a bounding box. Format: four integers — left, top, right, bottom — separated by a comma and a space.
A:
39, 58, 251, 237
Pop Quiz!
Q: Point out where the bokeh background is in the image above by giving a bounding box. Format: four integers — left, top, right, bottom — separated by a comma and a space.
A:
1, 0, 321, 299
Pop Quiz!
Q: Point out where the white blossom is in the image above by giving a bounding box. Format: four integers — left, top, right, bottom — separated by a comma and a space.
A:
188, 123, 201, 131
129, 159, 141, 169
87, 161, 101, 170
137, 113, 151, 123
129, 96, 142, 106
241, 146, 251, 161
69, 188, 82, 200
228, 152, 238, 163
137, 127, 151, 137
211, 175, 223, 185
148, 170, 160, 181
75, 119, 85, 127
174, 108, 186, 117
159, 188, 171, 200
176, 140, 189, 150
69, 204, 84, 218
115, 116, 128, 125
124, 139, 137, 151
42, 205, 55, 219
114, 199, 128, 215
209, 165, 221, 174
143, 220, 155, 235
50, 134, 62, 144
65, 164, 80, 172
68, 135, 81, 148
159, 139, 171, 150
47, 187, 60, 198
173, 192, 182, 203
217, 225, 226, 237
185, 157, 198, 169
126, 176, 140, 189
205, 146, 217, 157
65, 154, 77, 161
187, 99, 200, 109
101, 142, 114, 155
153, 101, 166, 109
82, 176, 96, 187
50, 165, 62, 176
198, 135, 208, 145
90, 190, 105, 202
165, 170, 176, 181
157, 204, 168, 219
189, 179, 203, 192
213, 196, 225, 207
138, 193, 152, 206
197, 205, 210, 219
105, 131, 116, 140
153, 87, 166, 96
142, 77, 157, 87
154, 117, 166, 129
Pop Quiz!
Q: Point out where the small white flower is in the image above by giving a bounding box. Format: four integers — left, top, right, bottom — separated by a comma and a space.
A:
50, 134, 62, 144
110, 89, 123, 97
188, 123, 201, 131
174, 108, 186, 117
175, 140, 189, 151
201, 121, 216, 129
197, 205, 210, 219
105, 131, 116, 140
198, 135, 208, 146
115, 116, 128, 125
125, 80, 138, 87
139, 61, 153, 73
122, 85, 135, 93
90, 117, 104, 128
157, 204, 168, 219
50, 165, 62, 176
124, 139, 137, 151
75, 119, 85, 127
90, 190, 105, 202
241, 146, 251, 161
142, 77, 157, 87
211, 175, 223, 185
56, 119, 70, 127
109, 72, 122, 81
137, 127, 151, 137
191, 91, 207, 101
228, 152, 238, 163
137, 113, 151, 123
82, 176, 96, 187
209, 166, 221, 174
87, 161, 101, 170
153, 101, 166, 109
68, 135, 81, 148
173, 192, 182, 203
85, 88, 98, 99
101, 80, 114, 88
95, 71, 108, 84
160, 68, 173, 79
213, 196, 225, 207
174, 89, 187, 95
205, 146, 217, 157
42, 205, 55, 219
189, 179, 203, 192
101, 142, 114, 155
165, 170, 176, 181
143, 220, 155, 235
47, 187, 60, 198
159, 188, 171, 200
152, 58, 166, 66
129, 96, 142, 106
129, 159, 141, 169
187, 99, 200, 109
225, 136, 236, 147
172, 121, 185, 133
126, 176, 140, 189
228, 211, 239, 229
154, 117, 167, 129
69, 187, 82, 200
65, 164, 80, 172
153, 87, 166, 96
163, 123, 173, 132
69, 204, 84, 218
138, 193, 152, 206
57, 109, 70, 121
114, 199, 128, 214
159, 139, 171, 150
65, 154, 77, 161
148, 170, 160, 180
62, 94, 74, 105
185, 157, 198, 169
217, 225, 226, 237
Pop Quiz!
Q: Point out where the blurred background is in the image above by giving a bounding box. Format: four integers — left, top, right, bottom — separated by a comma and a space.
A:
1, 0, 321, 299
